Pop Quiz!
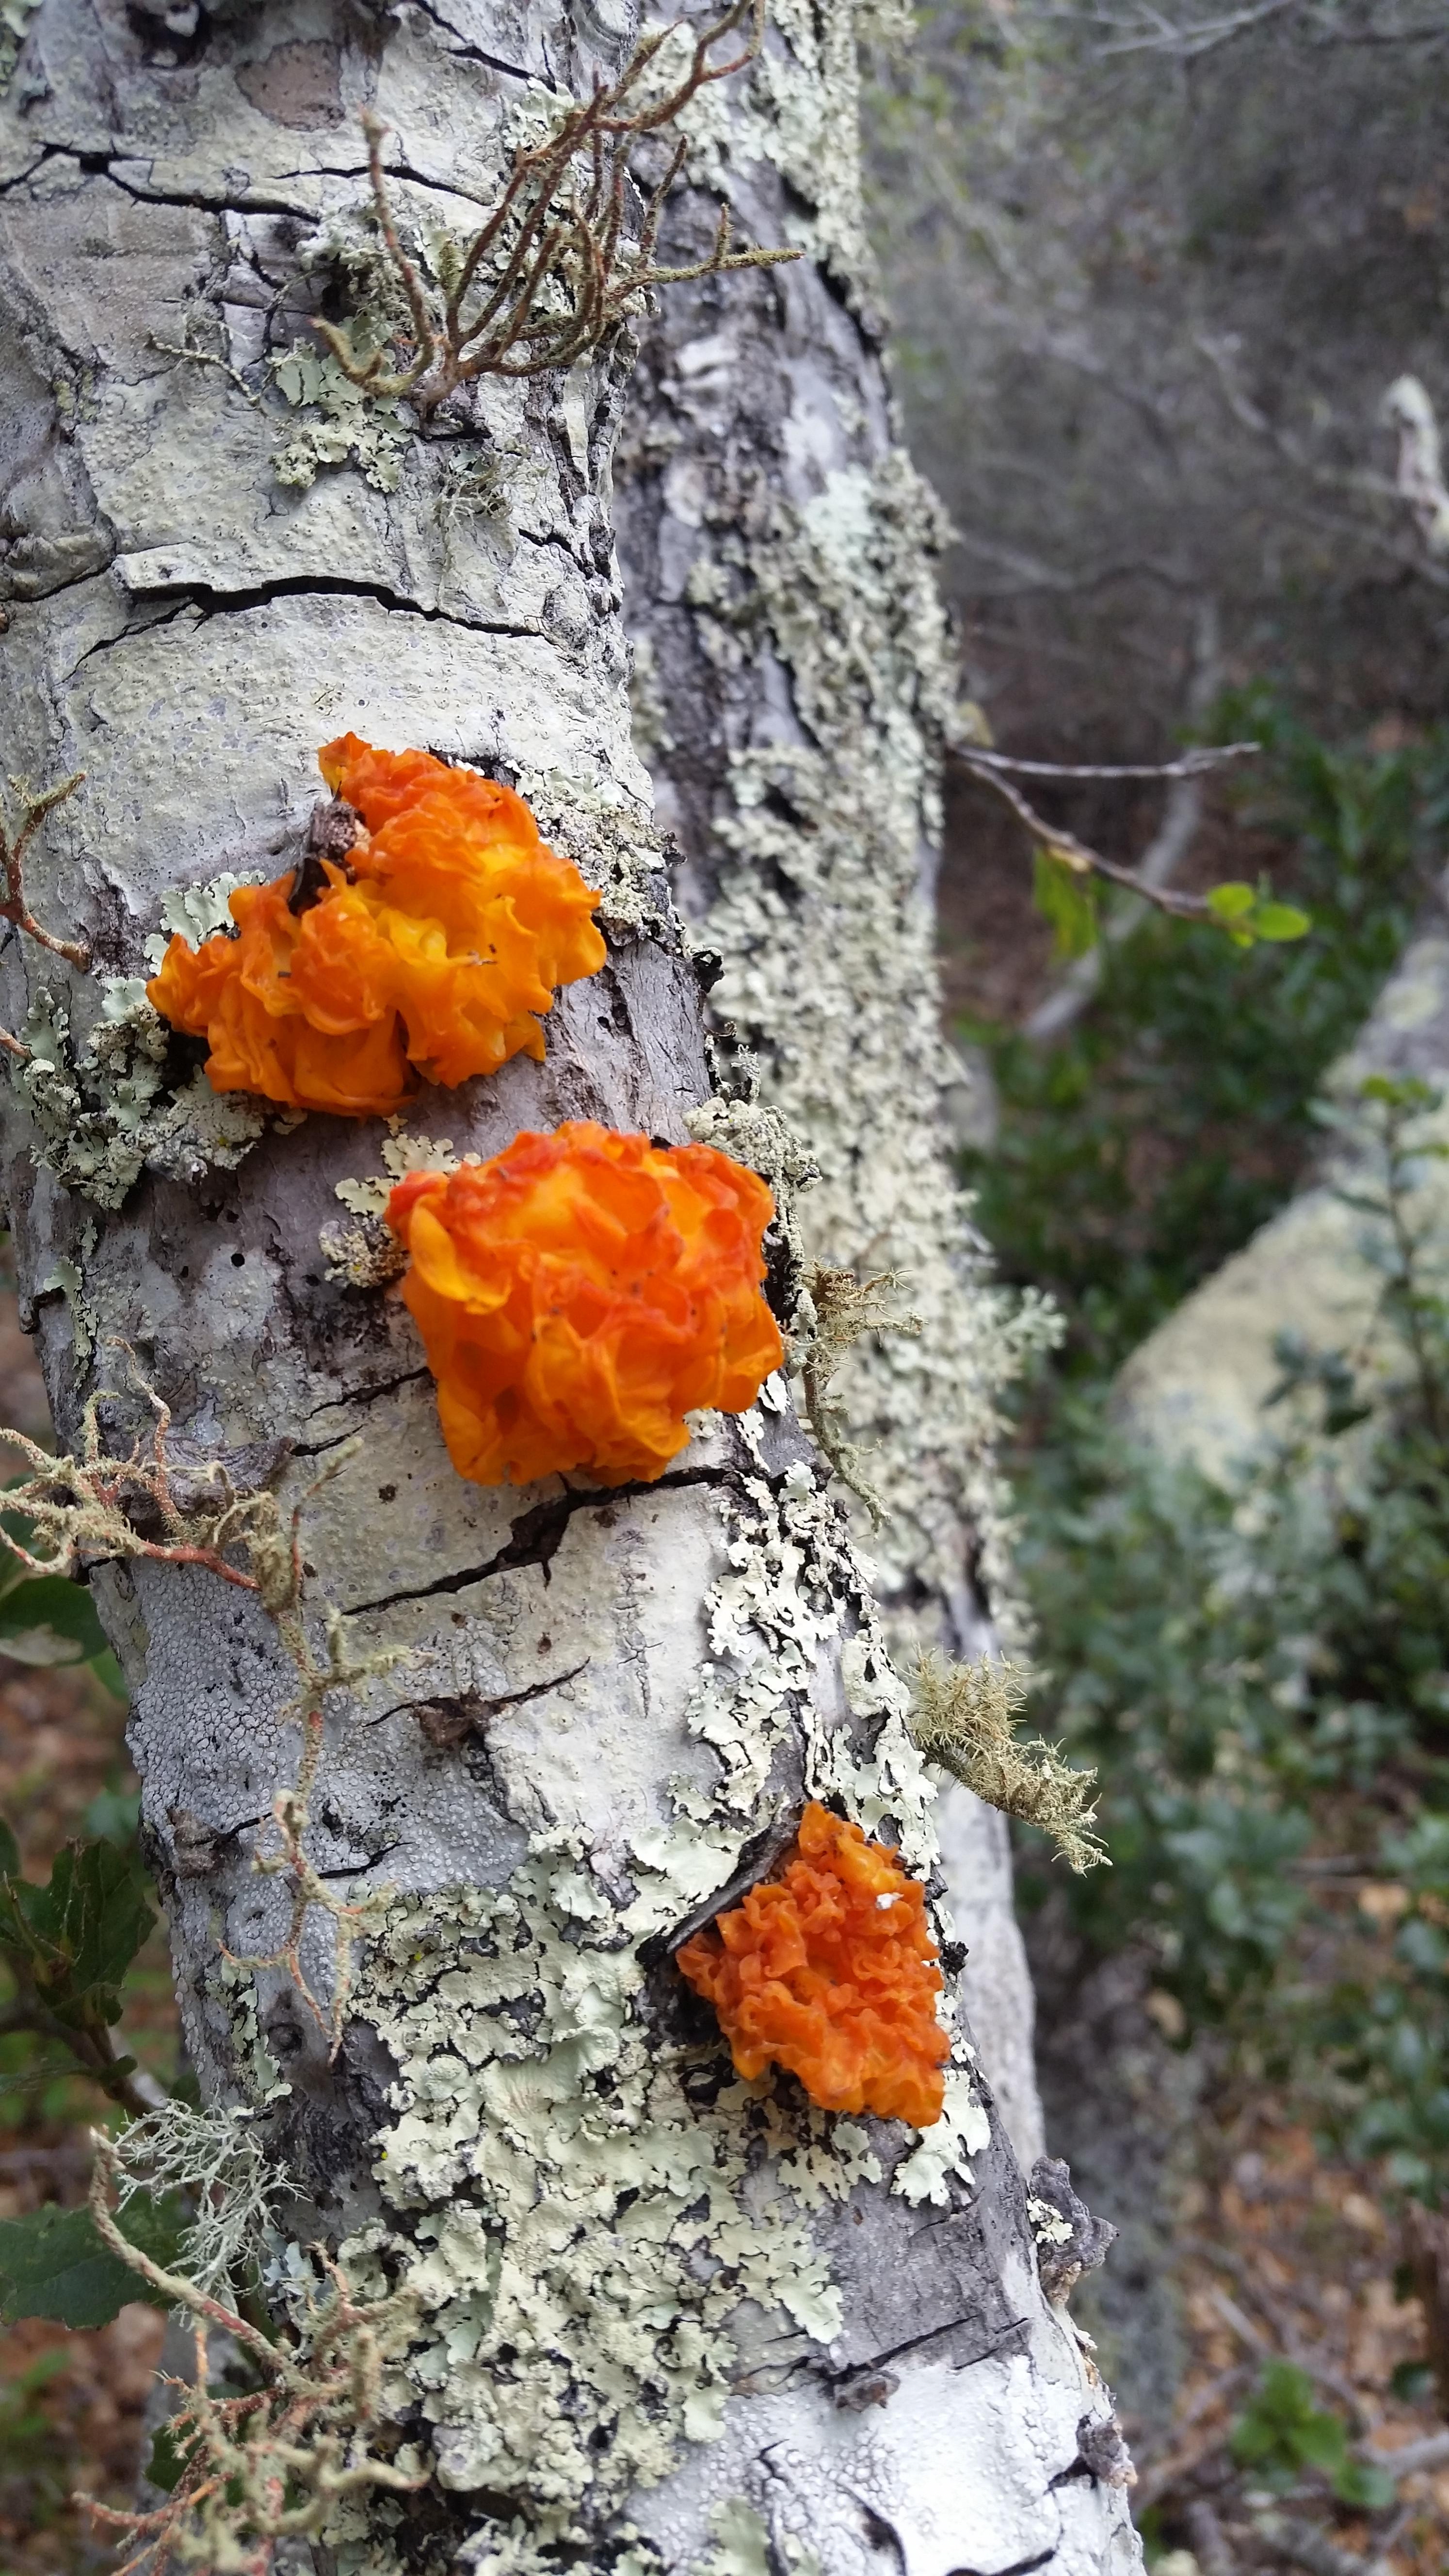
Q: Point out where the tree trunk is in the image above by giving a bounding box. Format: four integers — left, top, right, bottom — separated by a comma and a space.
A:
611, 1, 1052, 2174
0, 5, 1136, 2571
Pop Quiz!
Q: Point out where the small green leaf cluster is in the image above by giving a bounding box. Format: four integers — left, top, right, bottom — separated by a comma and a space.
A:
1230, 2360, 1396, 2509
1202, 881, 1310, 946
1033, 848, 1097, 959
0, 1816, 157, 2113
971, 695, 1449, 1372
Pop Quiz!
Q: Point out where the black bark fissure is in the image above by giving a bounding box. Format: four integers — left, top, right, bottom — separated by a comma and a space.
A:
0, 142, 317, 218
404, 0, 552, 87
110, 573, 537, 634
347, 1464, 739, 1613
949, 2554, 1057, 2576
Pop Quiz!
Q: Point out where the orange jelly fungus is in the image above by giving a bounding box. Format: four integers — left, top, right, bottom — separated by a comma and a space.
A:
676, 1802, 949, 2128
145, 736, 606, 1117
385, 1119, 786, 1488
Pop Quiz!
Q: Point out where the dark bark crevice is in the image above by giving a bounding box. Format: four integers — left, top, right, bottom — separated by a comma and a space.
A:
347, 1461, 741, 1612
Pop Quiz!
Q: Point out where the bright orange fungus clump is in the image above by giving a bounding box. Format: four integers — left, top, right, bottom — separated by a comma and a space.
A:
145, 736, 606, 1116
676, 1802, 949, 2128
385, 1119, 785, 1488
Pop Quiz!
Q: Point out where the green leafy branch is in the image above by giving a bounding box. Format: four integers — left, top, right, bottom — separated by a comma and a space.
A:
0, 1819, 159, 2117
956, 745, 1310, 957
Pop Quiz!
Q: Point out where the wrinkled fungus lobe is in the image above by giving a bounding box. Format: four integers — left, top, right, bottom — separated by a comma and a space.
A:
146, 736, 605, 1116
676, 1802, 949, 2127
386, 1120, 785, 1487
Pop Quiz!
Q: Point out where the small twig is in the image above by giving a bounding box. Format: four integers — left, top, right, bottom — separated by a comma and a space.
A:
1130, 2363, 1253, 2510
149, 331, 263, 410
955, 752, 1222, 923
0, 1996, 160, 2118
956, 741, 1259, 785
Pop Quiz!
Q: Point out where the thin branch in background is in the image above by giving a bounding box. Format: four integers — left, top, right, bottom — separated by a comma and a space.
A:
318, 0, 799, 408
954, 750, 1221, 923
960, 741, 1257, 785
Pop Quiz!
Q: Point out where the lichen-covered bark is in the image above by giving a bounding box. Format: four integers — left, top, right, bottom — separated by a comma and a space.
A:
0, 5, 1135, 2570
612, 0, 1051, 2164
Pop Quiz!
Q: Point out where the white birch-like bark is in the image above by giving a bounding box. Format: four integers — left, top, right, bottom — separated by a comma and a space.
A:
0, 5, 1137, 2570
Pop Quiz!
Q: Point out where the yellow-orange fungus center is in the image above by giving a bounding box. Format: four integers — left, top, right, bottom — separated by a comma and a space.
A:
145, 736, 606, 1116
385, 1120, 786, 1488
676, 1801, 949, 2128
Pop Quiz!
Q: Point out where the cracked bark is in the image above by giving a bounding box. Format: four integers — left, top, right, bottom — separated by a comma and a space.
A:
0, 5, 1138, 2572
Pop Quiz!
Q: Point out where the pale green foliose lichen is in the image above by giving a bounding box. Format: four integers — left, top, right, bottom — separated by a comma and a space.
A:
0, 0, 41, 96
685, 449, 1061, 1643
11, 981, 274, 1209
335, 1410, 985, 2569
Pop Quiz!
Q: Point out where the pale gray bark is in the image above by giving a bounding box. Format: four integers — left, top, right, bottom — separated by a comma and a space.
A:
0, 5, 1135, 2570
612, 3, 1049, 2166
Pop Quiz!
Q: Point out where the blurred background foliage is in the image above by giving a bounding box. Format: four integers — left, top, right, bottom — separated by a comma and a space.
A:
865, 1, 1449, 2561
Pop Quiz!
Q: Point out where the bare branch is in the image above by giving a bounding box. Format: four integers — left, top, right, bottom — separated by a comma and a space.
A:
957, 741, 1258, 785
954, 751, 1220, 923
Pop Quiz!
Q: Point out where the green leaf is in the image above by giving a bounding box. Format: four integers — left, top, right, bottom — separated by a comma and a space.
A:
0, 1573, 108, 1666
1206, 881, 1256, 919
1033, 847, 1098, 959
0, 2190, 185, 2329
145, 2421, 195, 2494
0, 1813, 17, 1880
1334, 2456, 1397, 2510
1251, 902, 1311, 942
0, 1835, 155, 2029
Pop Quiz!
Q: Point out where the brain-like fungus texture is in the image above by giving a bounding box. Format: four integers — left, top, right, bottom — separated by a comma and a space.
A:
386, 1120, 785, 1487
677, 1801, 949, 2128
146, 737, 605, 1116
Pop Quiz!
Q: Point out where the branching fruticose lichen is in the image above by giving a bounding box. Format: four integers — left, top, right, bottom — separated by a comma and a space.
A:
0, 1361, 400, 2046
82, 2133, 425, 2576
910, 1653, 1107, 1875
386, 1123, 784, 1485
316, 2, 796, 411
